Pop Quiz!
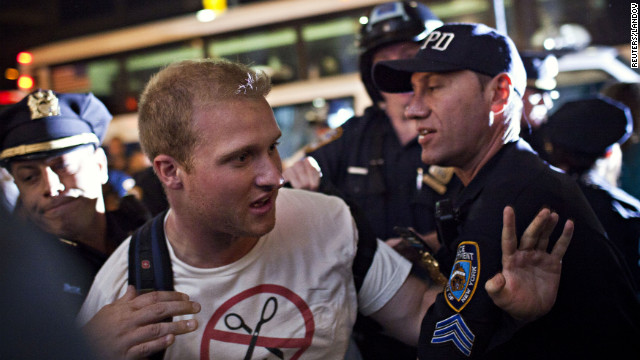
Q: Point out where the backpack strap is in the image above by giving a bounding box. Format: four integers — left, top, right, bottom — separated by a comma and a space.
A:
127, 210, 173, 360
128, 210, 173, 293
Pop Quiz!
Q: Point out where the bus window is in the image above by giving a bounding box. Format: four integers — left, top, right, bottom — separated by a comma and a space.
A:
126, 43, 203, 96
273, 97, 354, 160
208, 28, 298, 85
51, 59, 120, 112
302, 17, 359, 79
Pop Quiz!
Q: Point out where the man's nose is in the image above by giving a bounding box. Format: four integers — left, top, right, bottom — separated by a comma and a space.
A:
256, 156, 285, 189
43, 167, 65, 196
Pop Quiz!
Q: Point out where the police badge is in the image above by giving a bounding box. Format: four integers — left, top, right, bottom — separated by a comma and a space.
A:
27, 90, 60, 120
430, 241, 481, 356
445, 241, 480, 312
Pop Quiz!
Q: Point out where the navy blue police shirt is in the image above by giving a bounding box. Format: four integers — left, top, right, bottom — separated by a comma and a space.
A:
13, 195, 150, 313
310, 105, 457, 240
577, 171, 640, 297
418, 140, 640, 359
310, 105, 460, 360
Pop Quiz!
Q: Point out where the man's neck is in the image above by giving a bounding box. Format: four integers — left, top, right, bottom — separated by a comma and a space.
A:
454, 133, 507, 186
164, 210, 259, 268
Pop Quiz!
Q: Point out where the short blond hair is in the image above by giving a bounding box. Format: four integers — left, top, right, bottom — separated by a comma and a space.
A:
138, 58, 272, 171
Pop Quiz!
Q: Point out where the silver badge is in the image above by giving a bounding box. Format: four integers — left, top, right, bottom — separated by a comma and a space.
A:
27, 90, 60, 120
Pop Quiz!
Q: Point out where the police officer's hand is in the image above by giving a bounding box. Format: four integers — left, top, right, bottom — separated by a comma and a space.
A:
84, 285, 201, 360
385, 237, 422, 264
282, 156, 322, 191
386, 231, 440, 262
486, 206, 573, 322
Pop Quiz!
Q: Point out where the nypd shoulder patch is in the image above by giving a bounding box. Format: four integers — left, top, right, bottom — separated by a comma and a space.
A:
445, 241, 480, 312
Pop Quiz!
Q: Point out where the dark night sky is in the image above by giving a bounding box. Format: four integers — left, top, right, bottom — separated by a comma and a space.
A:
0, 0, 265, 90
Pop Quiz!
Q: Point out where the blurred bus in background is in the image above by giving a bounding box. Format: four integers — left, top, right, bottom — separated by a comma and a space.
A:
14, 0, 500, 160
14, 0, 639, 160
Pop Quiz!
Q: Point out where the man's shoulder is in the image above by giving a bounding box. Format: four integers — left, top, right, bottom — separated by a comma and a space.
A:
77, 236, 131, 324
100, 236, 132, 275
276, 188, 349, 213
275, 189, 355, 234
462, 142, 582, 223
488, 141, 569, 190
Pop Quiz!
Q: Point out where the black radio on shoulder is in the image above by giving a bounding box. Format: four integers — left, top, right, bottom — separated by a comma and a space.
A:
435, 198, 459, 248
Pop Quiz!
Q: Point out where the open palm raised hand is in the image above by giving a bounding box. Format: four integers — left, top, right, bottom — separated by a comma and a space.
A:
486, 206, 574, 322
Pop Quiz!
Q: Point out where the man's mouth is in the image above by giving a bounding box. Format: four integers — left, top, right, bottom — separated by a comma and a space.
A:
41, 198, 76, 214
250, 196, 271, 208
418, 129, 433, 136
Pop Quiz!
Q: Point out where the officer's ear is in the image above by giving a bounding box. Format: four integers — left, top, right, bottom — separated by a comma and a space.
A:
489, 73, 512, 115
94, 147, 109, 185
153, 155, 183, 190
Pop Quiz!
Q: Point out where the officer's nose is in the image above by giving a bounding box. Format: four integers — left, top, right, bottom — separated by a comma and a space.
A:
405, 94, 430, 121
43, 166, 65, 197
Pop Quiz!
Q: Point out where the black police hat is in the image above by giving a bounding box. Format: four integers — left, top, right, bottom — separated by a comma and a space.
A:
520, 51, 558, 91
0, 90, 111, 164
545, 96, 632, 156
358, 1, 442, 104
373, 23, 527, 97
358, 1, 442, 52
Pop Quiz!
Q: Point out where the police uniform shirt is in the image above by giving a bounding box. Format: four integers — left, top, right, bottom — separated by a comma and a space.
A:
12, 197, 149, 313
0, 206, 96, 359
418, 140, 640, 359
310, 105, 461, 360
310, 106, 454, 240
578, 171, 640, 295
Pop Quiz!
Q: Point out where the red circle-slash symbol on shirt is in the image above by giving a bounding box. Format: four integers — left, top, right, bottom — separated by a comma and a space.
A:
200, 284, 315, 360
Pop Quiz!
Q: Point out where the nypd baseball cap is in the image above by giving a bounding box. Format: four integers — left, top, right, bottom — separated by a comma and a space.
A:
0, 89, 111, 164
373, 23, 527, 97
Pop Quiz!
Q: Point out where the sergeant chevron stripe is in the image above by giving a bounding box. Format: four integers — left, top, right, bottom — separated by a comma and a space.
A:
431, 313, 475, 356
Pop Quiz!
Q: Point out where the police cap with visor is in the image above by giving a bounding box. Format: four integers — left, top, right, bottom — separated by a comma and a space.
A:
520, 51, 559, 91
542, 95, 633, 157
373, 23, 527, 98
358, 1, 442, 104
0, 89, 111, 166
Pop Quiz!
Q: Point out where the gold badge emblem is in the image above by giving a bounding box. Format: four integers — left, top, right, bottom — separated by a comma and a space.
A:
27, 90, 60, 120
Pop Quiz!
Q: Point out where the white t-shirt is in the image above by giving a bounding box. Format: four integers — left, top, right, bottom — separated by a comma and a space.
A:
78, 188, 411, 359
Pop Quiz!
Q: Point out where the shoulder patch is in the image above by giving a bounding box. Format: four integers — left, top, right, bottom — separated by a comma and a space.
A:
444, 241, 480, 312
282, 127, 343, 169
303, 127, 343, 153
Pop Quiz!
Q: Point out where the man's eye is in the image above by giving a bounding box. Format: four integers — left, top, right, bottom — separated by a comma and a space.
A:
237, 153, 248, 162
269, 141, 281, 152
53, 161, 79, 174
18, 173, 37, 183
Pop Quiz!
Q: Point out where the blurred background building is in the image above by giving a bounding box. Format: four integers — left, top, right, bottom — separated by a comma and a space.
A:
1, 0, 637, 162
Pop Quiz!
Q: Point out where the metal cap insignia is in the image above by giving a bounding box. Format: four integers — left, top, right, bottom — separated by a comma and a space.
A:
27, 90, 60, 120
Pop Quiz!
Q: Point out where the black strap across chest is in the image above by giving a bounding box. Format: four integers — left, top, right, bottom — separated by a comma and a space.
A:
127, 211, 173, 360
128, 210, 174, 293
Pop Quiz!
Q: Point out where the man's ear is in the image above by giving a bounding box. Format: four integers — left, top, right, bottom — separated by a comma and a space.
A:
490, 73, 513, 115
94, 147, 109, 185
153, 155, 183, 190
